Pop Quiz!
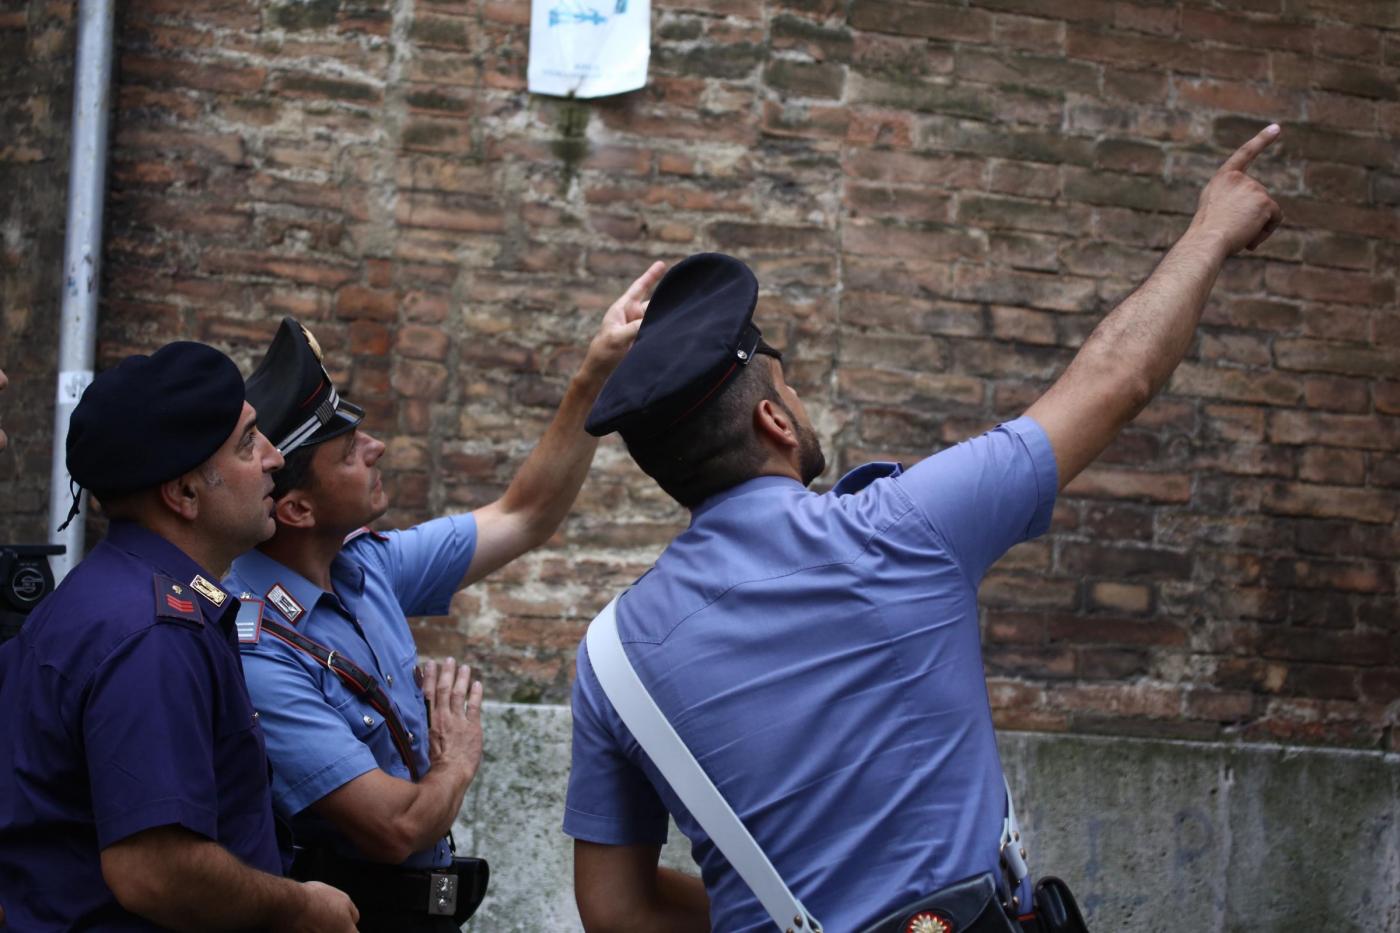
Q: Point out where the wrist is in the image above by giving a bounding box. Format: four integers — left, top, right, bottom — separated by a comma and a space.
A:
569, 364, 609, 400
267, 878, 312, 928
429, 755, 474, 784
1179, 221, 1233, 264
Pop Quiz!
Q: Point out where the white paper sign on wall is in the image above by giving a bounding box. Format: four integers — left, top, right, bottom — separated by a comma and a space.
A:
527, 0, 650, 99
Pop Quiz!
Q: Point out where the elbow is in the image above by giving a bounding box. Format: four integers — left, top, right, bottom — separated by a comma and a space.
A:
578, 899, 629, 933
103, 861, 167, 919
1118, 366, 1155, 419
343, 812, 423, 865
1081, 345, 1155, 423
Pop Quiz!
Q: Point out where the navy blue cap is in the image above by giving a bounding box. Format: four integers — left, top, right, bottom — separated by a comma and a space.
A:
585, 253, 764, 439
245, 317, 363, 456
67, 342, 245, 496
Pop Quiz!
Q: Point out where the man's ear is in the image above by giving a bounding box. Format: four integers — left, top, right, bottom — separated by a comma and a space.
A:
754, 398, 798, 450
274, 489, 316, 530
158, 473, 201, 521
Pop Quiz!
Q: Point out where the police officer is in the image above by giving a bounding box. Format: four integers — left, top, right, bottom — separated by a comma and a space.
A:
222, 264, 664, 931
565, 126, 1284, 931
0, 342, 360, 930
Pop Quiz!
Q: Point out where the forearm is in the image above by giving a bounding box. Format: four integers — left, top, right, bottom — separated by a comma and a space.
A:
1079, 224, 1230, 401
392, 759, 475, 856
316, 760, 476, 864
1027, 226, 1230, 484
493, 370, 605, 544
102, 828, 306, 930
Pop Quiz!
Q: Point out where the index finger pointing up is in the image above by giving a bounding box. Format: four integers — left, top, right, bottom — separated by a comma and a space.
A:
1222, 123, 1281, 173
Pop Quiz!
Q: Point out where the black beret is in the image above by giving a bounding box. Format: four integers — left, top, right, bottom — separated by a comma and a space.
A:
585, 253, 765, 439
245, 317, 363, 455
67, 342, 245, 495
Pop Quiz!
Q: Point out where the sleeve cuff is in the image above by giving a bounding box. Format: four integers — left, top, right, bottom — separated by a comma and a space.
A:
1006, 415, 1058, 539
278, 746, 381, 816
413, 513, 479, 617
562, 805, 668, 847
96, 797, 219, 849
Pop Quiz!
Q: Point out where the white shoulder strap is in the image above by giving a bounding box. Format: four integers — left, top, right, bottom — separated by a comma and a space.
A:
585, 597, 823, 933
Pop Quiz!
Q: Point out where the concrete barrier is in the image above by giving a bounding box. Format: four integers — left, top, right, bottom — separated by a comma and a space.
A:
457, 702, 1398, 931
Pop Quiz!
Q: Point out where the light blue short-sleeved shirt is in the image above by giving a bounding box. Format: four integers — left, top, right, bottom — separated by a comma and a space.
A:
225, 513, 477, 869
565, 417, 1057, 932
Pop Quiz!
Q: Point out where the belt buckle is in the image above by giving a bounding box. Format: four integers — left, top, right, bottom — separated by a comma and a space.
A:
427, 870, 458, 916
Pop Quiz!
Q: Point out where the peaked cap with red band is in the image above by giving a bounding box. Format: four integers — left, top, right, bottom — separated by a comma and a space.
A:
585, 253, 769, 440
245, 317, 363, 456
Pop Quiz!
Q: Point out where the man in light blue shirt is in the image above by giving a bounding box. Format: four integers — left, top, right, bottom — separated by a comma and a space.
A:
225, 263, 665, 931
567, 125, 1284, 931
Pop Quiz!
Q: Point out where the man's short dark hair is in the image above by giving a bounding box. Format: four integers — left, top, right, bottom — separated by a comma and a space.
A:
624, 358, 781, 509
271, 444, 318, 500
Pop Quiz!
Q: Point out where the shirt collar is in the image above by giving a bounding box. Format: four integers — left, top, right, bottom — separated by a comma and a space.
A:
228, 547, 331, 623
106, 520, 235, 624
227, 547, 365, 623
690, 474, 807, 522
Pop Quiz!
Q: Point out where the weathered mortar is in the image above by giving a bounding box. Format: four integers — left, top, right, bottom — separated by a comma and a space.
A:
1, 0, 1397, 748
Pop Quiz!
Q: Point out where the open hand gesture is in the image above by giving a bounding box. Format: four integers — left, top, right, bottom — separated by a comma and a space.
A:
581, 261, 667, 385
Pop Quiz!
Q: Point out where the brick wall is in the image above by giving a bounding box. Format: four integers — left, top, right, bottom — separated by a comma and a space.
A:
2, 0, 1397, 747
0, 0, 72, 542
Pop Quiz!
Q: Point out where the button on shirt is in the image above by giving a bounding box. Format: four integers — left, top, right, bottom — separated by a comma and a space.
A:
0, 522, 280, 931
225, 514, 477, 870
565, 418, 1057, 932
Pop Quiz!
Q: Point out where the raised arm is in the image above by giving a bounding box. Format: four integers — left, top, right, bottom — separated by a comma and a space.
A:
101, 826, 358, 932
462, 261, 666, 585
1024, 124, 1283, 489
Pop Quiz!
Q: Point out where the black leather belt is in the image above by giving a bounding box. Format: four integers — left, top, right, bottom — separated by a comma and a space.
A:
291, 848, 489, 922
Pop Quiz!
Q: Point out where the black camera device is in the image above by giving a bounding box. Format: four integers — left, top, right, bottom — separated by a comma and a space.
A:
0, 545, 65, 643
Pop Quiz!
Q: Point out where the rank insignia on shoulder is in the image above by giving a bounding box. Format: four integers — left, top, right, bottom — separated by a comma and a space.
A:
265, 583, 305, 624
235, 597, 264, 644
343, 526, 389, 545
189, 573, 228, 607
154, 575, 201, 623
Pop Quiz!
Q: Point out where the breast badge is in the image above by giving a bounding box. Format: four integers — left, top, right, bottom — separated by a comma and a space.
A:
906, 912, 952, 933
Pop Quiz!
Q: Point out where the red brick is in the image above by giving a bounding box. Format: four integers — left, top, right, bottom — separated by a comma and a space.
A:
336, 286, 399, 321
844, 148, 986, 188
992, 13, 1064, 52
1087, 582, 1152, 615
1261, 481, 1396, 523
1304, 163, 1370, 202
1275, 339, 1397, 379
1299, 447, 1366, 485
395, 325, 450, 362
1181, 8, 1313, 53
1302, 375, 1372, 412
1176, 77, 1301, 118
1170, 363, 1302, 407
1269, 410, 1400, 450
848, 0, 991, 41
1264, 263, 1394, 306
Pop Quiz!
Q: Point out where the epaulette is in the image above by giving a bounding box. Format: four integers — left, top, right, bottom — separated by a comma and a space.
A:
343, 526, 389, 545
234, 594, 264, 644
153, 575, 202, 625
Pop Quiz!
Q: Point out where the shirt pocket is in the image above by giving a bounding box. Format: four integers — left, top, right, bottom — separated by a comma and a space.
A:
333, 691, 388, 745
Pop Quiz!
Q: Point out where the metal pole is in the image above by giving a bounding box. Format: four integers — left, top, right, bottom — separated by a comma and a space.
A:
48, 0, 115, 582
